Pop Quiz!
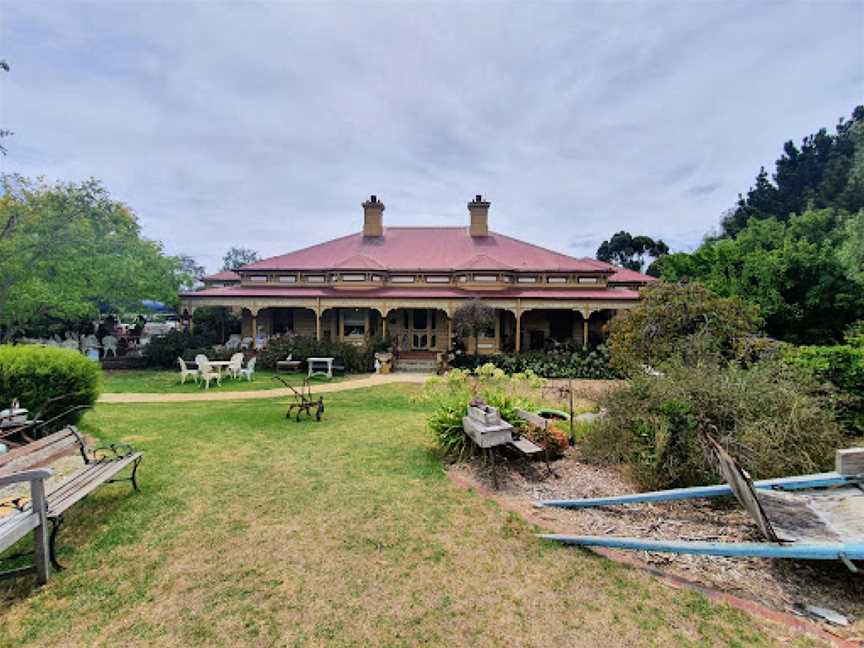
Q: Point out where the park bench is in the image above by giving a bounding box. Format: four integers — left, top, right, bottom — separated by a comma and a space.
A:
0, 426, 142, 573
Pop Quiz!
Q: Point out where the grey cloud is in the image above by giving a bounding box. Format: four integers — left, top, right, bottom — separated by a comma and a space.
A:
1, 2, 861, 270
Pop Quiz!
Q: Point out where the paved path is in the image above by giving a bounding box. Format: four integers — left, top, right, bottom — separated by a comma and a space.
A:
98, 372, 432, 404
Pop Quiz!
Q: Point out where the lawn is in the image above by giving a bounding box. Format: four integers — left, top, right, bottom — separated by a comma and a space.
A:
101, 368, 350, 393
0, 386, 816, 647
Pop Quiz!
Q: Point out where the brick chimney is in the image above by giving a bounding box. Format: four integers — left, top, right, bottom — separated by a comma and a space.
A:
468, 194, 490, 237
362, 195, 384, 237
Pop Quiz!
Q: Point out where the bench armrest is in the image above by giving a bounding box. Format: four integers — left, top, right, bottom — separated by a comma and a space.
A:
0, 468, 53, 489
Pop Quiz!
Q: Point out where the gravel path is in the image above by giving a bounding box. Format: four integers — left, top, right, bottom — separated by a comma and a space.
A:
98, 372, 432, 403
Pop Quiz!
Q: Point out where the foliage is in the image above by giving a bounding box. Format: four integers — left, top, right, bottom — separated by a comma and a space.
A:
0, 345, 101, 425
605, 282, 763, 375
522, 421, 569, 458
658, 209, 864, 344
582, 359, 844, 490
451, 299, 495, 356
452, 346, 616, 379
596, 230, 668, 273
721, 106, 864, 237
0, 175, 189, 342
838, 210, 864, 286
221, 246, 259, 271
142, 330, 223, 369
191, 307, 240, 343
0, 60, 10, 156
786, 342, 864, 434
417, 365, 544, 457
256, 335, 369, 373
176, 255, 205, 292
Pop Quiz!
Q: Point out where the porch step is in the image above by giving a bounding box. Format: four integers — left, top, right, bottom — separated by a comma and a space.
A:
395, 358, 437, 373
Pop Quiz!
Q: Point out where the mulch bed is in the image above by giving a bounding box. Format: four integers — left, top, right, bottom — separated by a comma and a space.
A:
449, 446, 864, 644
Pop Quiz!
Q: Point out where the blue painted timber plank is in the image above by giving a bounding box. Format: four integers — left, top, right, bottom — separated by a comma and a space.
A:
538, 534, 864, 560
535, 472, 854, 509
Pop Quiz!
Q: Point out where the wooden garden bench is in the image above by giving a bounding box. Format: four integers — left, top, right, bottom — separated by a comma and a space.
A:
0, 426, 142, 572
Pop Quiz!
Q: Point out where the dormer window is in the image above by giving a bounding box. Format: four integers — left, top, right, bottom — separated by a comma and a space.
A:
425, 275, 450, 283
517, 276, 537, 284
341, 273, 366, 282
474, 274, 497, 282
249, 275, 268, 283
578, 276, 599, 285
391, 275, 415, 283
304, 274, 325, 283
278, 275, 297, 283
547, 276, 568, 284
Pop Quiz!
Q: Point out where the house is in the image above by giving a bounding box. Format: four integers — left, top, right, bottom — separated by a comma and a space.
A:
181, 195, 654, 355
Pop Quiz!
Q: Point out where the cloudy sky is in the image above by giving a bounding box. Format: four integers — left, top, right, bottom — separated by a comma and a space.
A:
2, 2, 862, 272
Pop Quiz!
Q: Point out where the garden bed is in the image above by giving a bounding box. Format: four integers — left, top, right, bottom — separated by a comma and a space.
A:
449, 446, 864, 642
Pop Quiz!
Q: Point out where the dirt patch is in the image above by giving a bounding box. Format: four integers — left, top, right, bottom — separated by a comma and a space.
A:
449, 446, 864, 644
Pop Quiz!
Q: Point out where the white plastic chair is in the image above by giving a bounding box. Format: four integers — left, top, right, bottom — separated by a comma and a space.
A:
198, 359, 222, 389
238, 357, 256, 381
228, 353, 244, 379
225, 335, 242, 351
240, 337, 254, 351
178, 357, 198, 384
102, 335, 118, 357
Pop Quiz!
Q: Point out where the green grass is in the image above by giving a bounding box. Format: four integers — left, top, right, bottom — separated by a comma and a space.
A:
0, 386, 819, 647
101, 369, 349, 393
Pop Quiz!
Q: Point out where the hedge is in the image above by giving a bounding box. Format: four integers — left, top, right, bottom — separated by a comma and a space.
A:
0, 345, 101, 425
257, 335, 388, 373
451, 346, 617, 379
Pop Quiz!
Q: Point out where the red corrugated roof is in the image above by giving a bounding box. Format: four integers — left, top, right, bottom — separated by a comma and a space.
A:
203, 270, 240, 281
182, 285, 641, 301
241, 228, 614, 273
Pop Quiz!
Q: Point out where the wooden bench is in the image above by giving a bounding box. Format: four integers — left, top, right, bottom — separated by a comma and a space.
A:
0, 469, 51, 583
0, 426, 142, 572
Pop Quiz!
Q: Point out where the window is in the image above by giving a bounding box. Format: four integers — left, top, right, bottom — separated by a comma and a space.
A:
278, 275, 297, 283
425, 275, 450, 283
391, 275, 415, 283
517, 276, 537, 284
474, 274, 497, 282
249, 275, 268, 282
343, 310, 366, 337
578, 276, 599, 285
304, 274, 325, 283
479, 326, 496, 339
547, 276, 568, 284
341, 274, 366, 282
412, 309, 428, 329
370, 274, 383, 282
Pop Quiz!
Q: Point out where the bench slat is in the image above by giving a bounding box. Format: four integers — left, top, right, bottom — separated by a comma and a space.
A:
47, 454, 141, 517
0, 512, 39, 553
0, 430, 81, 475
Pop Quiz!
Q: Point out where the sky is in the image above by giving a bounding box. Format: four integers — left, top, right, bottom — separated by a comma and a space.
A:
1, 2, 862, 273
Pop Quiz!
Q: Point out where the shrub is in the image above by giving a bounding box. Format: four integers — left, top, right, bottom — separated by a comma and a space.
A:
582, 359, 844, 490
522, 421, 569, 458
417, 365, 543, 457
606, 281, 763, 375
256, 335, 369, 373
0, 345, 101, 425
143, 330, 223, 369
451, 346, 616, 379
787, 343, 864, 434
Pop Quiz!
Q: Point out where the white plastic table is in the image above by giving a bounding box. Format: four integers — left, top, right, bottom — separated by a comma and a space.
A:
207, 360, 234, 378
307, 357, 335, 378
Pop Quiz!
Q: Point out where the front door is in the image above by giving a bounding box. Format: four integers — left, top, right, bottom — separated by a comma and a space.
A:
403, 308, 436, 350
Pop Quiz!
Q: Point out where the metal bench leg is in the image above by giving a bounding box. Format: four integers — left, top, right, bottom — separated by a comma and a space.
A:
130, 456, 142, 492
49, 516, 64, 571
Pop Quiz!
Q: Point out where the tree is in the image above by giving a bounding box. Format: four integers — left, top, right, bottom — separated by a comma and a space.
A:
452, 299, 496, 358
596, 231, 668, 272
658, 209, 864, 344
838, 210, 864, 287
606, 281, 763, 375
0, 174, 187, 341
176, 255, 205, 292
222, 247, 259, 271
